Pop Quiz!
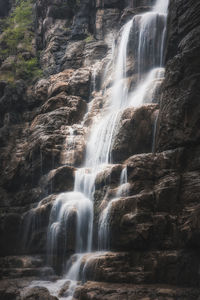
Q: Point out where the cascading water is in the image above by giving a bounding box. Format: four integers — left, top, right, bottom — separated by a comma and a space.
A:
98, 167, 129, 250
116, 167, 129, 197
28, 0, 169, 298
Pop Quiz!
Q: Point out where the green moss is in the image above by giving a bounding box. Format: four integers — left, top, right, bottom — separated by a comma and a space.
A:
1, 0, 34, 56
0, 0, 43, 82
85, 34, 93, 43
15, 56, 43, 80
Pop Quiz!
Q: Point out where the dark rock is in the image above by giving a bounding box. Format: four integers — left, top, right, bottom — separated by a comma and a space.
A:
0, 1, 200, 299
82, 250, 200, 286
111, 105, 158, 163
156, 0, 200, 151
40, 165, 75, 194
21, 287, 58, 300
61, 41, 86, 70
0, 0, 11, 17
0, 213, 22, 256
95, 8, 121, 40
0, 80, 7, 98
74, 281, 200, 300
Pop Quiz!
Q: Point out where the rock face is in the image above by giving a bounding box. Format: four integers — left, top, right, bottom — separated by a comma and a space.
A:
0, 0, 200, 299
21, 287, 58, 300
111, 105, 158, 162
156, 0, 200, 151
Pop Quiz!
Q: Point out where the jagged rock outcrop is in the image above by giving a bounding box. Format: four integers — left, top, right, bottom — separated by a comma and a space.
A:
156, 0, 200, 151
111, 104, 158, 162
0, 0, 200, 299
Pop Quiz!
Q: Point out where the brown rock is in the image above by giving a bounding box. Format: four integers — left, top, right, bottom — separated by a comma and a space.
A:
111, 104, 158, 163
74, 281, 200, 300
40, 165, 75, 194
95, 9, 121, 40
156, 0, 200, 151
41, 93, 87, 115
21, 287, 58, 300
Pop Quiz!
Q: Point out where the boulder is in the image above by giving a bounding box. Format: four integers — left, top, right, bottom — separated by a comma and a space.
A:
41, 93, 87, 115
40, 165, 75, 194
111, 104, 158, 163
21, 287, 58, 300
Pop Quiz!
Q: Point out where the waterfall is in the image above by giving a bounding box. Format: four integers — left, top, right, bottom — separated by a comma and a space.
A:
116, 167, 130, 197
63, 127, 75, 166
47, 192, 93, 266
28, 0, 169, 298
152, 111, 159, 153
98, 167, 129, 250
137, 12, 167, 78
85, 0, 168, 167
129, 67, 165, 107
111, 19, 134, 109
153, 0, 169, 14
85, 20, 134, 168
98, 198, 118, 250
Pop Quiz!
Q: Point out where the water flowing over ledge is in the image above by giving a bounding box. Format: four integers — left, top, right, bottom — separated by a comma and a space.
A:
26, 0, 169, 298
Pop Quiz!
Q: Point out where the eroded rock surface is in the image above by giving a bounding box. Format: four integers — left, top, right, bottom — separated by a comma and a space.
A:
0, 0, 200, 299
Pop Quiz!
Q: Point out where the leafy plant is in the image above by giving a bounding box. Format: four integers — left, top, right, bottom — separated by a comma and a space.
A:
15, 56, 43, 80
1, 0, 34, 56
0, 0, 43, 82
85, 34, 93, 43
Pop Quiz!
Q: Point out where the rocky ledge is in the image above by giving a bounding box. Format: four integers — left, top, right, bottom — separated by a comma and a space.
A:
0, 0, 200, 299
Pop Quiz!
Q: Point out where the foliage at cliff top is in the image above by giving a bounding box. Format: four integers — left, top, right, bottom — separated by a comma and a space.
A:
0, 0, 43, 82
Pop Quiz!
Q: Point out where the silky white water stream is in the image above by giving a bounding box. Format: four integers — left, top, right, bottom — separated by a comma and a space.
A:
28, 0, 169, 298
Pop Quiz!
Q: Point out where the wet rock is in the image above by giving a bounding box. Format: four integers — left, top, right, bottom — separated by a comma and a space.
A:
95, 164, 123, 190
120, 6, 152, 25
112, 104, 158, 163
60, 125, 86, 167
74, 281, 200, 300
21, 287, 58, 300
1, 1, 200, 298
21, 194, 57, 254
40, 165, 75, 193
0, 278, 43, 300
82, 250, 200, 287
92, 147, 200, 253
58, 281, 71, 297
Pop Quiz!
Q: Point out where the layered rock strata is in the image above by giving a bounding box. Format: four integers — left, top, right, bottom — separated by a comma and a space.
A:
0, 0, 200, 299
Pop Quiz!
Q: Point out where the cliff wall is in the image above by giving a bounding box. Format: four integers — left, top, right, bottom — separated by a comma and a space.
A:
0, 0, 200, 299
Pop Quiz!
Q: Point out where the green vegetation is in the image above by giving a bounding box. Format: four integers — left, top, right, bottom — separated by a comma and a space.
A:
0, 0, 43, 82
85, 34, 93, 43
